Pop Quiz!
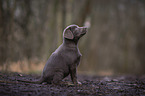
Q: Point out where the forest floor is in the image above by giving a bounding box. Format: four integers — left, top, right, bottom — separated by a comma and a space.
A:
0, 72, 145, 96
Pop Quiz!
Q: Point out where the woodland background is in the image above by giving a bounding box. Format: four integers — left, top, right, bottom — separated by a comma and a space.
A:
0, 0, 145, 75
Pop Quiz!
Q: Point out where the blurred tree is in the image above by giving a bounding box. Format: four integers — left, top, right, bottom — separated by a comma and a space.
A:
0, 0, 145, 75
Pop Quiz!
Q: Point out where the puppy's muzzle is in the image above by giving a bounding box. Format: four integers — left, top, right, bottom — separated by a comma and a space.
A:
81, 27, 87, 35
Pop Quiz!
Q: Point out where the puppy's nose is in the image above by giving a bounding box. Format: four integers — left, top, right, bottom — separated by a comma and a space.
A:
83, 27, 88, 32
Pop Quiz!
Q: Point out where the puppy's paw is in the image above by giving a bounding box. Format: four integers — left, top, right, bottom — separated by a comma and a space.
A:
76, 81, 82, 86
67, 82, 74, 86
73, 81, 82, 86
67, 81, 82, 87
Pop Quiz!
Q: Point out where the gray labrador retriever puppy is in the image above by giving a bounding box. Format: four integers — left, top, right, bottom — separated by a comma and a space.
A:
19, 24, 87, 85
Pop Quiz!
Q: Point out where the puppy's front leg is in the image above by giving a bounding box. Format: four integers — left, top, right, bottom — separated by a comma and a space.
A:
70, 67, 81, 86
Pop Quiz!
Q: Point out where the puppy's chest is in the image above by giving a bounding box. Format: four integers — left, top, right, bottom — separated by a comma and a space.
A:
63, 48, 81, 63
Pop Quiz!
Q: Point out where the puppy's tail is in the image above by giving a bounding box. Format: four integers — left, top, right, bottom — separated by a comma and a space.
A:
17, 78, 43, 84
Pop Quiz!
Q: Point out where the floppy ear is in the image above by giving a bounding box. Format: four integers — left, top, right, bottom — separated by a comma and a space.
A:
63, 29, 74, 39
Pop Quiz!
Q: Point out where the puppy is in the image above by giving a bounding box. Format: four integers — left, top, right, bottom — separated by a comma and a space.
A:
19, 25, 87, 85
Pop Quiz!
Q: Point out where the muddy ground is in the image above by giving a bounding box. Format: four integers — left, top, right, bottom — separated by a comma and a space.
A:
0, 72, 145, 96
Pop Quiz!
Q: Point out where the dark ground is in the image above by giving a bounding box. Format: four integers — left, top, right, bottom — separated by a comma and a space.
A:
0, 72, 145, 96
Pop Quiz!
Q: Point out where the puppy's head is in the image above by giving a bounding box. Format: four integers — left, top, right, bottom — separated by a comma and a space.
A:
63, 24, 87, 41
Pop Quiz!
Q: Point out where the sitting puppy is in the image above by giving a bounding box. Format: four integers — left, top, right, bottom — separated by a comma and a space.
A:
19, 24, 87, 85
